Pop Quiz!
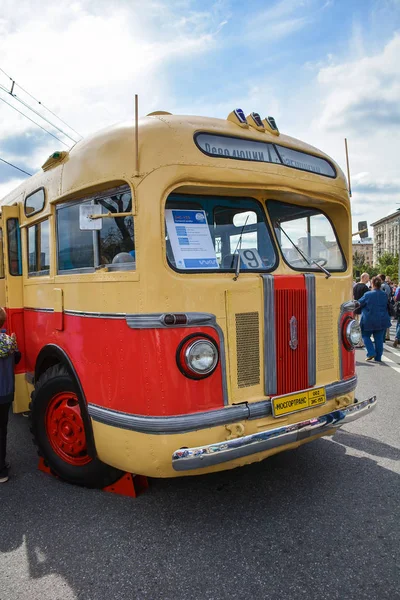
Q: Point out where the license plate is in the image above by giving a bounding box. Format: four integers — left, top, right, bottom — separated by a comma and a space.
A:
272, 387, 326, 417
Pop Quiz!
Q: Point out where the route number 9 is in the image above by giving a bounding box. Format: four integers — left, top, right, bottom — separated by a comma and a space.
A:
239, 248, 263, 269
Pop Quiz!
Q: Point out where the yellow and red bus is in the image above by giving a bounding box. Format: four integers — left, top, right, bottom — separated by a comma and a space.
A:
0, 108, 376, 488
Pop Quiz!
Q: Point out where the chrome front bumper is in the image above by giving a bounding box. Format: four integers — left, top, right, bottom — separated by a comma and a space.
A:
172, 396, 377, 472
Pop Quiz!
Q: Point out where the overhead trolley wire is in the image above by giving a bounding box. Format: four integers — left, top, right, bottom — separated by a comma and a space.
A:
0, 65, 83, 141
0, 156, 32, 177
0, 83, 78, 143
0, 95, 70, 148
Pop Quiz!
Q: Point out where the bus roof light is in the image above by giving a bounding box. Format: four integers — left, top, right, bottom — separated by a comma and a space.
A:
262, 116, 280, 136
247, 112, 265, 132
227, 109, 249, 128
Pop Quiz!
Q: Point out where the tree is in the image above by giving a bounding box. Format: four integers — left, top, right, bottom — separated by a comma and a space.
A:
376, 252, 399, 280
352, 251, 377, 280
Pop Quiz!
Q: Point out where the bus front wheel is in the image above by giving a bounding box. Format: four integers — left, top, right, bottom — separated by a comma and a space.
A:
31, 365, 123, 488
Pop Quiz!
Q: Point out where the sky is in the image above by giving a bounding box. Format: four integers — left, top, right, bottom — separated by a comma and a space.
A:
0, 0, 399, 233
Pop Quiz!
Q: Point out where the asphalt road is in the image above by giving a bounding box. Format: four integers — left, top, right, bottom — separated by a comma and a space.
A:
1, 334, 399, 600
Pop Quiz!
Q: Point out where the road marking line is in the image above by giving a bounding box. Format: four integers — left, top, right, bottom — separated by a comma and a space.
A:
384, 345, 400, 358
381, 355, 400, 374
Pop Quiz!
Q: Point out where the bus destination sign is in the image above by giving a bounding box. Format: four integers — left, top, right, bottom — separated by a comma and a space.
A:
195, 133, 336, 178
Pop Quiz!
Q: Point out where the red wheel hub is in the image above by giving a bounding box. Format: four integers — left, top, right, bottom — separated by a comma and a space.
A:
45, 391, 92, 466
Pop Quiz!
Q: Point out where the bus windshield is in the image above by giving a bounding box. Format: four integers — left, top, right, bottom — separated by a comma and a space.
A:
267, 200, 346, 271
165, 194, 277, 272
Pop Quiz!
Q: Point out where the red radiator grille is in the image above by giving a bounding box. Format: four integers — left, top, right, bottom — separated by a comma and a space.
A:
275, 287, 308, 395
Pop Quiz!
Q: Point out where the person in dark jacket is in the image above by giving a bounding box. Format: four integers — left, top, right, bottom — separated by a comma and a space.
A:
358, 277, 391, 362
0, 307, 21, 483
353, 272, 369, 347
379, 273, 392, 340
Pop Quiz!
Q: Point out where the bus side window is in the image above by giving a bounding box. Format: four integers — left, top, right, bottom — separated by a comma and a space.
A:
27, 220, 50, 276
57, 186, 135, 273
57, 202, 95, 272
96, 190, 135, 267
0, 228, 4, 279
7, 219, 22, 276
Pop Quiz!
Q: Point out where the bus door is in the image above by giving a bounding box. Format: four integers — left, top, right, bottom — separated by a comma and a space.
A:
0, 216, 6, 308
1, 204, 27, 411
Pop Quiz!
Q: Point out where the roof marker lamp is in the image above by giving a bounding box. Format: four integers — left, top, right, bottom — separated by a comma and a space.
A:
262, 116, 280, 136
247, 112, 265, 132
227, 108, 249, 128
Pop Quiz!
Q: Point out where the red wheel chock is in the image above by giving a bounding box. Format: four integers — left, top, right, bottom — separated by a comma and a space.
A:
38, 458, 149, 498
103, 472, 149, 498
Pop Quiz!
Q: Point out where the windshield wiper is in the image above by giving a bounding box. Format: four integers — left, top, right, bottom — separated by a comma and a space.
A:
233, 215, 250, 281
276, 223, 331, 279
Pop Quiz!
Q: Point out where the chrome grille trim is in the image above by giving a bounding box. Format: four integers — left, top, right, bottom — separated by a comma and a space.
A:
304, 274, 316, 387
261, 274, 277, 395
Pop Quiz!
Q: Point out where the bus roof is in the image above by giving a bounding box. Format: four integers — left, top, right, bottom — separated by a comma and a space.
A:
0, 113, 348, 209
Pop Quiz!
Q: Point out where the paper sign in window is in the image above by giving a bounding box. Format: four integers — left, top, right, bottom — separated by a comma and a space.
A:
165, 209, 218, 270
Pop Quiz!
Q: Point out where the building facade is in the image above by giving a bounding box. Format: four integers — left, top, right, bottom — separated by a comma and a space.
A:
371, 210, 400, 266
352, 240, 373, 266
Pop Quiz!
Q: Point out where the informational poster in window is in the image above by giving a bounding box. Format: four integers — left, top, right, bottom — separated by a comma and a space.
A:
165, 209, 218, 269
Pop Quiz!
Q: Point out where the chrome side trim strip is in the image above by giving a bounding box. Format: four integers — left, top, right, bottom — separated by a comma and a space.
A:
172, 396, 377, 471
304, 274, 316, 387
88, 402, 250, 434
261, 274, 277, 395
338, 301, 357, 379
326, 374, 357, 399
64, 310, 125, 319
88, 375, 358, 434
126, 312, 215, 329
24, 307, 54, 313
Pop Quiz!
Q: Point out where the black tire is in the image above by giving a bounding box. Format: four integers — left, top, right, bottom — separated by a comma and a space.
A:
31, 365, 123, 489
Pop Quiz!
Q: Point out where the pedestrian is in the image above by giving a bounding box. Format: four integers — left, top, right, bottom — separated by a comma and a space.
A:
358, 277, 391, 362
393, 284, 400, 348
378, 274, 392, 340
353, 272, 369, 347
0, 308, 21, 483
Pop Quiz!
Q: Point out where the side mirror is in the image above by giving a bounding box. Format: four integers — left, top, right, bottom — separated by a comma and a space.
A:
79, 205, 102, 230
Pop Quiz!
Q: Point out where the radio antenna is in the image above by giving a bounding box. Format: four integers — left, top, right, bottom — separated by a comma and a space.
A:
344, 138, 352, 197
134, 94, 139, 176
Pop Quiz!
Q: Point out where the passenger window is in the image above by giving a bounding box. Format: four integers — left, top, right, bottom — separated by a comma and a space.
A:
57, 203, 94, 272
7, 219, 22, 276
57, 186, 135, 273
27, 220, 50, 275
0, 228, 4, 279
25, 188, 45, 216
96, 190, 135, 268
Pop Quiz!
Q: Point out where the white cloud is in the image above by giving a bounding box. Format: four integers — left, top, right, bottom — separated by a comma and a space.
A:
0, 0, 225, 195
279, 31, 400, 234
316, 33, 400, 132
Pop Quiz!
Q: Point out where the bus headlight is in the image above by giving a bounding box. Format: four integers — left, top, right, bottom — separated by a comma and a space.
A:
344, 319, 362, 348
177, 336, 219, 379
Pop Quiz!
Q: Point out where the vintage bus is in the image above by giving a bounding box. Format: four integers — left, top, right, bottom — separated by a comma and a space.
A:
0, 108, 376, 488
